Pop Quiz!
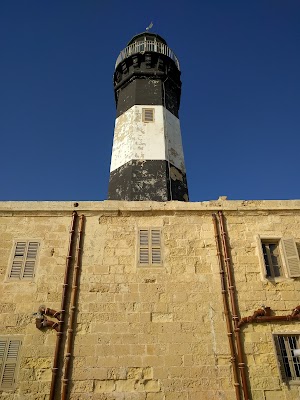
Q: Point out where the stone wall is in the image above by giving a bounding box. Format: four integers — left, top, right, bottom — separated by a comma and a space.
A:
0, 200, 300, 400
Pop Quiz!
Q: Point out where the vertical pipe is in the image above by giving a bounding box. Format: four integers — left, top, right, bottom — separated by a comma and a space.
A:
212, 214, 241, 400
61, 215, 85, 400
218, 211, 250, 400
49, 211, 78, 400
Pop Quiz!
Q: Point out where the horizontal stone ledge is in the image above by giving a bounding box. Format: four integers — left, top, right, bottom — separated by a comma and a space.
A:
0, 199, 300, 216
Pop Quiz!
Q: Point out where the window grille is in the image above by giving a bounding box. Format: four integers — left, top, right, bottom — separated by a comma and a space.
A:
273, 334, 300, 383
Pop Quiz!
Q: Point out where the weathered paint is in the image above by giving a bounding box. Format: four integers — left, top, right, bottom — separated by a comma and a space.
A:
108, 160, 188, 201
114, 34, 181, 119
110, 105, 185, 173
108, 32, 188, 202
165, 109, 186, 173
115, 77, 180, 118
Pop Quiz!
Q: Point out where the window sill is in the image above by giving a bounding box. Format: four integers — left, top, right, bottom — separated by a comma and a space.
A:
286, 380, 300, 386
262, 277, 294, 284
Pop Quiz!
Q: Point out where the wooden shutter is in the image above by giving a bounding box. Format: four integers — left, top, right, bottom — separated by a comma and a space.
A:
138, 229, 162, 266
273, 335, 288, 382
281, 238, 300, 278
139, 230, 149, 264
23, 242, 39, 278
0, 339, 21, 390
9, 242, 26, 278
151, 230, 161, 264
0, 340, 6, 386
9, 241, 39, 279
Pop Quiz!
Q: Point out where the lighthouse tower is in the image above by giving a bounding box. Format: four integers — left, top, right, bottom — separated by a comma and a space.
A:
108, 32, 188, 201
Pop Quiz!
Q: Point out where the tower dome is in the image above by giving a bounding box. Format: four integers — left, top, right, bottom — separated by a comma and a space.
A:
108, 32, 188, 201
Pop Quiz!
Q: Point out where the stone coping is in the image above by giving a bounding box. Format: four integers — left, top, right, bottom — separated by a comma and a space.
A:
0, 199, 300, 215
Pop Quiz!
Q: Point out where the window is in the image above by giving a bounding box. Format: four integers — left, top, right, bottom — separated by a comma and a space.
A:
262, 240, 282, 278
142, 108, 154, 123
259, 237, 300, 279
273, 334, 300, 384
0, 338, 21, 390
138, 229, 162, 266
8, 241, 40, 280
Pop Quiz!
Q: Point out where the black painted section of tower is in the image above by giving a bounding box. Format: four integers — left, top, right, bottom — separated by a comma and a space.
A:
114, 51, 181, 118
108, 160, 189, 202
115, 72, 180, 118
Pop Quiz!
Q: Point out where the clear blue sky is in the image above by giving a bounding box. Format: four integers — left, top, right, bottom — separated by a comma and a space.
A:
1, 0, 299, 201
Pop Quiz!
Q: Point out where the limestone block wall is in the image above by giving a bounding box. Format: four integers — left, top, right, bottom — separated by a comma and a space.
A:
225, 209, 300, 400
72, 211, 231, 400
0, 200, 300, 400
0, 208, 71, 399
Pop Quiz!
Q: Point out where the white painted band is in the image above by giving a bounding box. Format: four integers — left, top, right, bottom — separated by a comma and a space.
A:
110, 105, 186, 173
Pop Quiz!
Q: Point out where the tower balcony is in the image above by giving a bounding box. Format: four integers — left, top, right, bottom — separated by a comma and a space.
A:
115, 40, 180, 71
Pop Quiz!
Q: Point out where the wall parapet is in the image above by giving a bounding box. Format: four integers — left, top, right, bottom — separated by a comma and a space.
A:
0, 199, 300, 216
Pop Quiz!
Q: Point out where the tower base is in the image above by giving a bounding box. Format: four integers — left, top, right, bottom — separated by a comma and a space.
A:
108, 160, 188, 202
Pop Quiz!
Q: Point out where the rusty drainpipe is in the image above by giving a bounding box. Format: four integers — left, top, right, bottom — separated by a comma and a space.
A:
49, 211, 78, 400
218, 211, 250, 400
238, 306, 300, 328
62, 214, 85, 400
212, 214, 241, 400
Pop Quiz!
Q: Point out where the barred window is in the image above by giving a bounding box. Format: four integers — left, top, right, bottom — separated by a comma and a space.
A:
273, 334, 300, 383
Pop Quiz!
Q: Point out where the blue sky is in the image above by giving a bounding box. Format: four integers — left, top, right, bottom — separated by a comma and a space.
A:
1, 0, 299, 201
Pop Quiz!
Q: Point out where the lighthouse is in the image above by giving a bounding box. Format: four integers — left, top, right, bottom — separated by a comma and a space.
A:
108, 32, 188, 201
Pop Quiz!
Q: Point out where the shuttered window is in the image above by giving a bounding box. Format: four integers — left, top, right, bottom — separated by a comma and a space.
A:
273, 334, 300, 383
0, 338, 21, 390
138, 229, 162, 266
259, 238, 300, 279
9, 241, 39, 279
142, 108, 154, 123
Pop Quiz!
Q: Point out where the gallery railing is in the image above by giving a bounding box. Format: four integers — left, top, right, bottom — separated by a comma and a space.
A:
115, 40, 180, 70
